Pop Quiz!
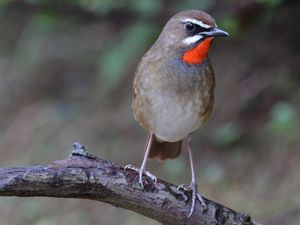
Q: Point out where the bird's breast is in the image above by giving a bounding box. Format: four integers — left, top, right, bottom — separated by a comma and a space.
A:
133, 54, 214, 142
150, 89, 206, 142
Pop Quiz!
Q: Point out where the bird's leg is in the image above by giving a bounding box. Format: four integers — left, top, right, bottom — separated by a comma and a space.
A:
124, 133, 157, 189
178, 137, 206, 217
187, 137, 206, 216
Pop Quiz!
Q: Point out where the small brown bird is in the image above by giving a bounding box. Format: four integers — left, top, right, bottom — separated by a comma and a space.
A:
127, 10, 229, 216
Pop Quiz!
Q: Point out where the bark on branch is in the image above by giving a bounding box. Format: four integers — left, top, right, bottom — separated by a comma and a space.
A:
0, 143, 261, 225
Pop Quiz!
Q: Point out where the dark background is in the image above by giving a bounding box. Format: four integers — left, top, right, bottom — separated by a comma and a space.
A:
0, 0, 299, 224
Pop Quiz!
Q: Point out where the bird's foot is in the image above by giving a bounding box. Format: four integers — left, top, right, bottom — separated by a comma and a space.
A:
124, 164, 157, 189
178, 182, 206, 217
177, 183, 190, 191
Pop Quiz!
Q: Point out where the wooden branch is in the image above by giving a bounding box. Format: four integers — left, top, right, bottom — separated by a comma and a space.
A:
0, 143, 261, 225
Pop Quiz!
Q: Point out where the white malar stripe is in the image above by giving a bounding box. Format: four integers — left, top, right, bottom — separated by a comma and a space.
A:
182, 18, 211, 29
182, 34, 203, 45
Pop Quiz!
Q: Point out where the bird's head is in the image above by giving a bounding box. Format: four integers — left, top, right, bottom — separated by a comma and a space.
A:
157, 10, 229, 64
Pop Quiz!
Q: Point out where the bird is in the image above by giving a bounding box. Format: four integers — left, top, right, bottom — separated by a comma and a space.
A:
126, 9, 229, 217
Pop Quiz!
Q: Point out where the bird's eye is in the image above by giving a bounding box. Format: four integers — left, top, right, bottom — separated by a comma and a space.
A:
185, 22, 195, 31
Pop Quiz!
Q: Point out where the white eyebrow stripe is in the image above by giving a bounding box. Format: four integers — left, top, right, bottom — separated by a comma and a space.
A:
182, 18, 211, 29
182, 34, 204, 45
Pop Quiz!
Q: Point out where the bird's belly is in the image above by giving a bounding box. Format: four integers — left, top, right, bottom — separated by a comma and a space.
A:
150, 94, 203, 142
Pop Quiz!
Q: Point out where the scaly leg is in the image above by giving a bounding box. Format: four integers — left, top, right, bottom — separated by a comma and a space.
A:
178, 137, 206, 217
125, 133, 157, 189
187, 137, 206, 217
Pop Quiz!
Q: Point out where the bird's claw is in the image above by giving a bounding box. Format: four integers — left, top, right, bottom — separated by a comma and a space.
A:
143, 170, 157, 183
124, 164, 138, 171
124, 164, 157, 189
188, 182, 206, 217
177, 183, 191, 191
177, 182, 206, 217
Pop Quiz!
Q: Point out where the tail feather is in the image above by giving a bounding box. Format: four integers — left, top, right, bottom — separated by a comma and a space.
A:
148, 135, 182, 160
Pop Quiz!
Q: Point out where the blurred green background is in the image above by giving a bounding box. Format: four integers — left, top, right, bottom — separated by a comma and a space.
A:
0, 0, 299, 224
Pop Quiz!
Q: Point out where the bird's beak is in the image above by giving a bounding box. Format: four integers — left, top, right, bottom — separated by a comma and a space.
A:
200, 27, 229, 38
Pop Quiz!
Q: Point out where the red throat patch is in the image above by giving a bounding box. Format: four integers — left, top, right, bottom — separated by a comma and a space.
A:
182, 37, 213, 64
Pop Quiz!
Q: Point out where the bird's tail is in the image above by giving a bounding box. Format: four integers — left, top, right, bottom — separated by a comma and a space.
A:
148, 135, 182, 160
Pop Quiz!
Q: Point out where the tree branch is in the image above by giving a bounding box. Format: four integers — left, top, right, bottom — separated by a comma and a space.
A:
0, 143, 261, 225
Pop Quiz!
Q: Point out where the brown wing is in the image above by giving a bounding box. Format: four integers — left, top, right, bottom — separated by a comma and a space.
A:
132, 49, 162, 132
132, 60, 152, 131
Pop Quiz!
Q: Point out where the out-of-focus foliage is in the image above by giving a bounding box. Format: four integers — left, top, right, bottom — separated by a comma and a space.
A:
266, 102, 297, 135
217, 15, 240, 36
258, 0, 284, 7
0, 0, 299, 225
99, 21, 158, 94
213, 123, 241, 148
